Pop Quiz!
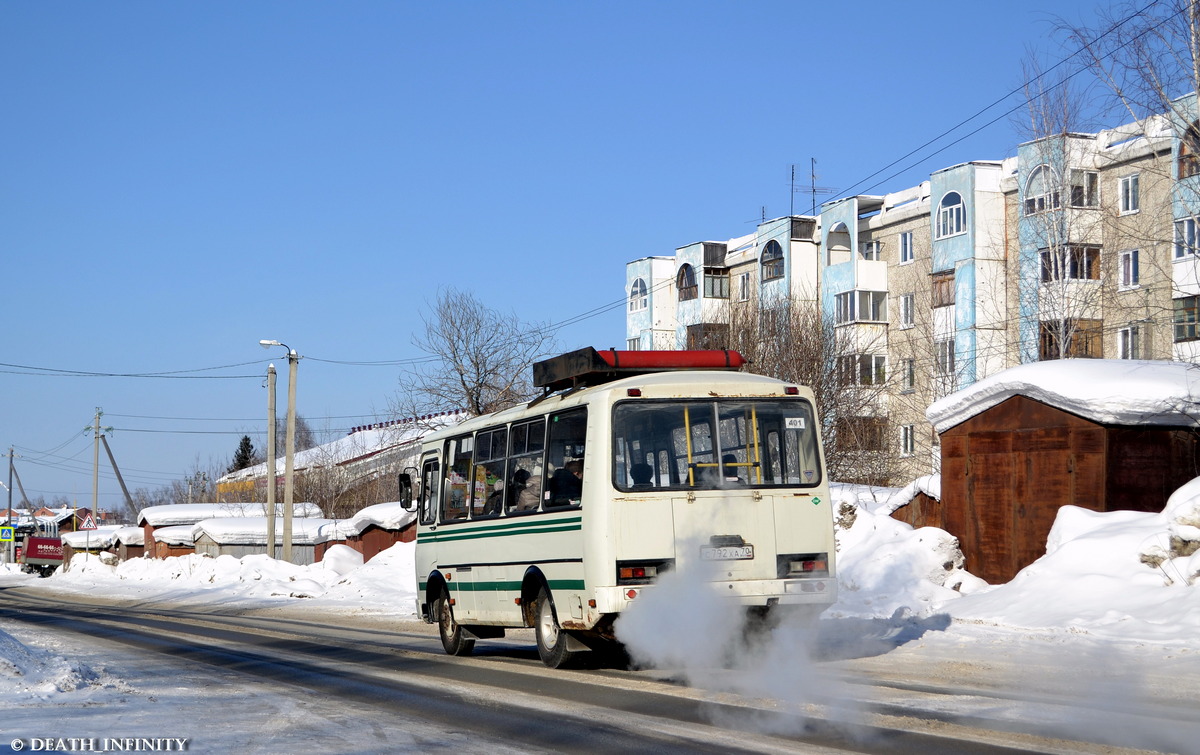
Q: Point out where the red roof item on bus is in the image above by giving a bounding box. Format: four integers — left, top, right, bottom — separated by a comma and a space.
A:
533, 347, 746, 393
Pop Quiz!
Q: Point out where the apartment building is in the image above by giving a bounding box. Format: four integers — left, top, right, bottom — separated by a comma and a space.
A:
625, 107, 1194, 483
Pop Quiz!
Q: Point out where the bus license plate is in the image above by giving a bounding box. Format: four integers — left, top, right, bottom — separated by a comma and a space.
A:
700, 545, 754, 561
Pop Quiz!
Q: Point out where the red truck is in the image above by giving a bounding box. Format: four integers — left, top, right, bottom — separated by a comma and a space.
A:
15, 524, 63, 577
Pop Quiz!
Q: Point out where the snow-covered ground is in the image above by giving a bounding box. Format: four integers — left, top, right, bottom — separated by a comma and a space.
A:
3, 476, 1200, 751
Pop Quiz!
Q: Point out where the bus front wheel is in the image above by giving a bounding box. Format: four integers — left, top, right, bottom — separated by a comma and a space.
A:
535, 586, 579, 669
435, 586, 475, 657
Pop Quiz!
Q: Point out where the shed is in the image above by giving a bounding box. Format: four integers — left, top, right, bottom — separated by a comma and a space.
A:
149, 525, 197, 559
114, 526, 145, 560
137, 502, 321, 558
314, 501, 416, 563
927, 359, 1200, 584
61, 526, 122, 569
191, 517, 336, 566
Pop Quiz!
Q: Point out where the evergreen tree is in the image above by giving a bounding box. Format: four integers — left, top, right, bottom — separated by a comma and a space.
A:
228, 435, 257, 474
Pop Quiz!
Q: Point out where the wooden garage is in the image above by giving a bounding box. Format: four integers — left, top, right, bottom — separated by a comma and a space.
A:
928, 360, 1200, 584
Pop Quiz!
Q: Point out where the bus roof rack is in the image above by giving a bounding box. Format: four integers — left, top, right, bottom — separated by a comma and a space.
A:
532, 347, 746, 393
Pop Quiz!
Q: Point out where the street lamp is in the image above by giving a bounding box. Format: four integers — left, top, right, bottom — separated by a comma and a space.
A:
260, 339, 299, 563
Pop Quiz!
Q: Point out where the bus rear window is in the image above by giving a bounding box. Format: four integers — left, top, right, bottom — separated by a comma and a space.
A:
612, 399, 821, 491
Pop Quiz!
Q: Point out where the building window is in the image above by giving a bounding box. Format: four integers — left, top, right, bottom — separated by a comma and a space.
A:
1069, 169, 1099, 208
686, 323, 729, 350
1040, 245, 1100, 282
629, 278, 648, 312
703, 267, 729, 299
760, 239, 784, 281
737, 271, 751, 302
1119, 249, 1140, 289
836, 416, 887, 452
1040, 319, 1104, 359
1117, 326, 1142, 359
1024, 164, 1060, 215
932, 271, 955, 308
1175, 218, 1198, 259
900, 425, 916, 457
626, 337, 642, 351
935, 192, 965, 238
899, 231, 914, 264
935, 339, 955, 377
1180, 122, 1200, 179
677, 264, 697, 302
1174, 296, 1200, 342
900, 358, 916, 392
898, 293, 915, 328
860, 240, 881, 261
835, 291, 886, 323
838, 354, 886, 386
1119, 174, 1140, 214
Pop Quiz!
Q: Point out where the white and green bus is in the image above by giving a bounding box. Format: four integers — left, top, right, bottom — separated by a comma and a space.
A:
402, 348, 836, 668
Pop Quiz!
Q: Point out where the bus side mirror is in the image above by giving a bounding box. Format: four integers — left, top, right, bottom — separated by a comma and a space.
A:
399, 469, 417, 511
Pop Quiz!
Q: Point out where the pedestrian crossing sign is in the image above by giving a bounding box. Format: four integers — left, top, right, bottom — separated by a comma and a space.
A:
79, 512, 97, 531
0, 527, 13, 542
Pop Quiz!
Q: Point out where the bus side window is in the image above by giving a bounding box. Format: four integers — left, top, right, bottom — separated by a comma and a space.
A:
420, 458, 440, 525
442, 435, 473, 522
472, 427, 508, 518
506, 418, 545, 514
546, 408, 587, 508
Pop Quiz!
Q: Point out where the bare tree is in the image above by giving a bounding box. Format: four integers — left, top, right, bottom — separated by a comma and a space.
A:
726, 289, 896, 485
395, 288, 557, 419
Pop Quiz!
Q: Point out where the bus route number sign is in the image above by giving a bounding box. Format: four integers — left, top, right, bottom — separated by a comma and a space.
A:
700, 544, 754, 561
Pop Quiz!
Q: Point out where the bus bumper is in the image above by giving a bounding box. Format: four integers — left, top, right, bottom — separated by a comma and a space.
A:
593, 577, 836, 614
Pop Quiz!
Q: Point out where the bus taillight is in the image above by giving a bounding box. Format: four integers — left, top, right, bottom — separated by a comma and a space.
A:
617, 559, 673, 585
778, 553, 829, 578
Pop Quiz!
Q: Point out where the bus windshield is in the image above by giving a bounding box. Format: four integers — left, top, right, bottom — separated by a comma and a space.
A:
612, 398, 821, 491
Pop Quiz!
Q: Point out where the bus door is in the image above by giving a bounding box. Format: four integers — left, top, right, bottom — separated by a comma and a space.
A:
438, 435, 477, 617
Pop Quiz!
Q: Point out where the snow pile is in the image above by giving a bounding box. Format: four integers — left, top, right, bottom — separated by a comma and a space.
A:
46, 541, 419, 611
0, 625, 126, 703
830, 485, 985, 619
335, 501, 416, 537
926, 359, 1200, 433
138, 502, 322, 527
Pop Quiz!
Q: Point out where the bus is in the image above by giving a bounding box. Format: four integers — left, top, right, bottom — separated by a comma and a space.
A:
402, 348, 836, 668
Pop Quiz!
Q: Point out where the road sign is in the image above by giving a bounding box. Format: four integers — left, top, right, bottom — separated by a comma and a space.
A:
0, 527, 13, 542
78, 512, 97, 531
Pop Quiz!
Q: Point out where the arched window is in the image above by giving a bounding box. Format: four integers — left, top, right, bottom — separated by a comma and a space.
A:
760, 240, 784, 281
936, 192, 966, 238
1022, 166, 1058, 215
677, 264, 698, 301
629, 278, 648, 312
827, 222, 851, 265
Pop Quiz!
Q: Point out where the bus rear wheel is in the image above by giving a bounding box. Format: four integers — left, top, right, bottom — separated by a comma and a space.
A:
435, 586, 475, 657
535, 586, 579, 669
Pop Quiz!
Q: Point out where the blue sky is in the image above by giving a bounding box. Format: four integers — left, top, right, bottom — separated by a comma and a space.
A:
2, 0, 1106, 510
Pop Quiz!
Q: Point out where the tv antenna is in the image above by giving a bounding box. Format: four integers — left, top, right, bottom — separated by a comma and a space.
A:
792, 158, 836, 215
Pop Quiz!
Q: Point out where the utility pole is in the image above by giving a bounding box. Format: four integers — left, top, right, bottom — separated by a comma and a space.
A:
91, 409, 101, 516
265, 363, 277, 559
283, 349, 298, 564
6, 448, 13, 564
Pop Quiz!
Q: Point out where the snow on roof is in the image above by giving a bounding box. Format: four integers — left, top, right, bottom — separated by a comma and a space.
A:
217, 413, 465, 484
150, 525, 196, 546
322, 501, 416, 541
62, 526, 122, 550
879, 474, 941, 516
115, 526, 144, 547
926, 359, 1200, 434
137, 502, 321, 527
192, 517, 337, 546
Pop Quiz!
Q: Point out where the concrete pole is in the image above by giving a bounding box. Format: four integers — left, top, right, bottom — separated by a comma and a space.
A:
266, 364, 277, 559
283, 351, 297, 563
92, 409, 100, 516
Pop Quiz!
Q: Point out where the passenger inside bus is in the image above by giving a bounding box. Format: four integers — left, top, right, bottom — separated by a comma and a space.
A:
548, 459, 583, 506
630, 462, 654, 488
